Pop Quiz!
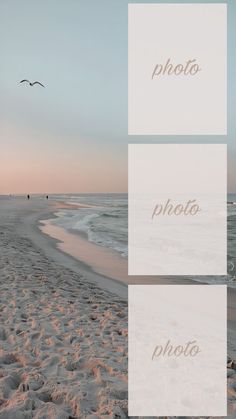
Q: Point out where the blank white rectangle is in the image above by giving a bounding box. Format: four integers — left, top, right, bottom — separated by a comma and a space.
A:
128, 4, 227, 135
128, 144, 227, 275
128, 285, 227, 416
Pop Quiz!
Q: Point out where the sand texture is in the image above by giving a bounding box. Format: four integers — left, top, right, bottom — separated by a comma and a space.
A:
0, 200, 128, 418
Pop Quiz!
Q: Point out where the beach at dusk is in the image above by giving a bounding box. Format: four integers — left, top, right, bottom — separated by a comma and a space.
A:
0, 197, 128, 418
0, 195, 236, 417
1, 0, 236, 417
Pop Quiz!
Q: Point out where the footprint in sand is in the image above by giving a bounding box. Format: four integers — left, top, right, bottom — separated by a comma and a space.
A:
0, 328, 7, 341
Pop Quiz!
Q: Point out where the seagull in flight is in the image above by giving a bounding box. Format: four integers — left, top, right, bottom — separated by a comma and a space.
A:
20, 79, 45, 88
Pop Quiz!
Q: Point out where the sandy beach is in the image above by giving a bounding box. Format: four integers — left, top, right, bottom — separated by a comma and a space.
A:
0, 199, 128, 418
0, 197, 236, 418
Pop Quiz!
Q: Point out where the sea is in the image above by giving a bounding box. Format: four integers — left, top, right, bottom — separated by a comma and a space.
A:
50, 193, 128, 258
2, 192, 235, 286
47, 193, 236, 286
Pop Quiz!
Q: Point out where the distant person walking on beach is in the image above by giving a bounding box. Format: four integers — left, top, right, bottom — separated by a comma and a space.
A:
27, 194, 30, 200
46, 195, 49, 200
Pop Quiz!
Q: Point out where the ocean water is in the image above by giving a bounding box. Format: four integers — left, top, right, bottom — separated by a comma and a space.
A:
49, 193, 236, 286
50, 193, 128, 258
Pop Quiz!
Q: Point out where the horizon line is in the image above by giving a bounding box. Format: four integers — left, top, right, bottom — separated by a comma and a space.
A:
0, 191, 128, 196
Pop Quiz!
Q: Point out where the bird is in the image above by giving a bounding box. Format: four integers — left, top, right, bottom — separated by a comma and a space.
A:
20, 79, 45, 88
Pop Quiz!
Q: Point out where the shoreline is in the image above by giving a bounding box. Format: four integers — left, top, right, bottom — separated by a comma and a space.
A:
39, 202, 200, 286
0, 197, 236, 417
23, 200, 128, 300
27, 200, 236, 338
37, 200, 236, 363
0, 198, 129, 418
39, 201, 236, 360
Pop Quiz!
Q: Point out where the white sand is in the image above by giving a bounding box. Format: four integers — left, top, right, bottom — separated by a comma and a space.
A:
0, 197, 236, 418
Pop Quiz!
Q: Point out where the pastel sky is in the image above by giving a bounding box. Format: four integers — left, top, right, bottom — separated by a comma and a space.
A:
0, 0, 235, 194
